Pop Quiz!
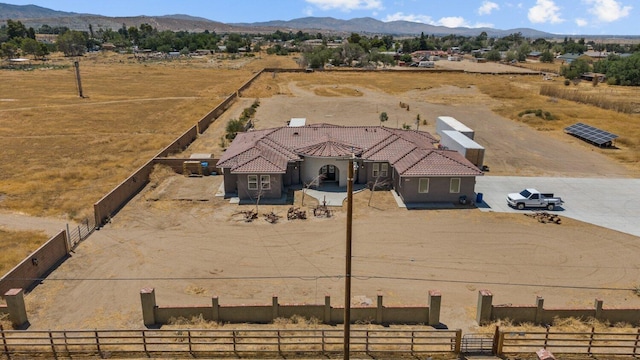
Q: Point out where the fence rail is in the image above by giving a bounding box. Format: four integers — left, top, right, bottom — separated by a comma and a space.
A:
66, 217, 95, 250
497, 327, 640, 357
0, 328, 460, 358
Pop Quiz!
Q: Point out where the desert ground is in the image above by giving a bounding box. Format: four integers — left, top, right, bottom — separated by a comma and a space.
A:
7, 59, 640, 335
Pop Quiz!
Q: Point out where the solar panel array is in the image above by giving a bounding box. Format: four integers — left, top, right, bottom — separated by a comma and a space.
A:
564, 122, 618, 147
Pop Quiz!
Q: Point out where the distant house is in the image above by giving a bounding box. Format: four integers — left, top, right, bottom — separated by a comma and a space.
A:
217, 124, 483, 205
556, 53, 582, 64
580, 72, 606, 82
583, 51, 608, 60
527, 51, 542, 60
101, 43, 116, 51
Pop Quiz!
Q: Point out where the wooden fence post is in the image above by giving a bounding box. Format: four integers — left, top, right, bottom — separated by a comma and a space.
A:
94, 330, 101, 357
63, 331, 69, 357
48, 331, 56, 358
588, 326, 595, 355
1, 325, 9, 358
454, 329, 462, 354
492, 325, 500, 355
142, 330, 147, 355
277, 330, 282, 356
544, 326, 550, 348
232, 331, 237, 356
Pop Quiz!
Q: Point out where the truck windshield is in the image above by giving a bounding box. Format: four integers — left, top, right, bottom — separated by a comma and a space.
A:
519, 190, 531, 197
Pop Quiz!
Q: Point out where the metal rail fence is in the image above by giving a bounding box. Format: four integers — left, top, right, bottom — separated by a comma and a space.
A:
66, 217, 95, 250
0, 327, 461, 358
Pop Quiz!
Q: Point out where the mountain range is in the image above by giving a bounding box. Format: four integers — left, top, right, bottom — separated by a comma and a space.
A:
0, 2, 554, 38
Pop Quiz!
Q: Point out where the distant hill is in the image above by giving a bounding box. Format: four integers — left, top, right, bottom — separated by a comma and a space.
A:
233, 17, 554, 38
0, 2, 552, 38
0, 3, 81, 18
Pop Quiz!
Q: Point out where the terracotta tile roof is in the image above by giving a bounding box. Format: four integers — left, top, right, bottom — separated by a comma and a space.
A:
395, 149, 483, 176
217, 125, 482, 177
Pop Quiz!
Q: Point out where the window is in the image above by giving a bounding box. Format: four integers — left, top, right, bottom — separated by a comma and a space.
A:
249, 175, 271, 190
248, 175, 258, 190
372, 163, 388, 177
449, 178, 461, 193
260, 175, 271, 190
419, 178, 429, 193
380, 163, 388, 177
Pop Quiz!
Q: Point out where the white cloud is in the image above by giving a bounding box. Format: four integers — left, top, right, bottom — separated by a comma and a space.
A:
383, 12, 492, 29
473, 22, 495, 28
575, 18, 588, 26
437, 16, 469, 28
478, 1, 500, 15
305, 0, 383, 11
528, 0, 564, 24
383, 12, 434, 24
584, 0, 632, 22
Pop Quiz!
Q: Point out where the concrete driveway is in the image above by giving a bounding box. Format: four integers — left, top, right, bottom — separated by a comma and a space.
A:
475, 176, 640, 238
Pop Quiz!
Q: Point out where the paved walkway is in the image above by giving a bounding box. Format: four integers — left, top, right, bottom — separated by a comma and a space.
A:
476, 176, 640, 238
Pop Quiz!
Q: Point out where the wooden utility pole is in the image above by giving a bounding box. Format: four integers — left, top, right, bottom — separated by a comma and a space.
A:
343, 155, 354, 360
74, 60, 84, 98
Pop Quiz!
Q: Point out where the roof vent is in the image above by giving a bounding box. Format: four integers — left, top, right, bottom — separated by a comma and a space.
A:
293, 132, 299, 136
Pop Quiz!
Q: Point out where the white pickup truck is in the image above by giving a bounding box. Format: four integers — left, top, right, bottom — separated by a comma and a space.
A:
507, 188, 564, 210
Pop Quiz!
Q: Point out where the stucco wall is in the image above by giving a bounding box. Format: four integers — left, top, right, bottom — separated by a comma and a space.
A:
478, 291, 640, 326
94, 160, 154, 226
0, 231, 68, 297
142, 291, 438, 326
237, 174, 283, 200
302, 157, 352, 187
361, 161, 392, 187
398, 176, 476, 203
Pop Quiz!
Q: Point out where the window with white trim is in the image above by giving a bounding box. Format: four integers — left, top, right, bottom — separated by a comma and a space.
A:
449, 178, 461, 193
248, 175, 258, 190
418, 178, 429, 193
372, 163, 379, 177
260, 175, 271, 190
372, 163, 389, 177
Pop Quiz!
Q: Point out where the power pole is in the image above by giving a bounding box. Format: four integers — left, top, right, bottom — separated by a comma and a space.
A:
74, 60, 84, 98
343, 155, 354, 360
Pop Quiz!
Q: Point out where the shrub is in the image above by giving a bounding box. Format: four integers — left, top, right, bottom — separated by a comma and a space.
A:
564, 79, 571, 86
518, 109, 555, 121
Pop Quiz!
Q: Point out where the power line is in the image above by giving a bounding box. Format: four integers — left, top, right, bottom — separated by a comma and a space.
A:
7, 274, 635, 292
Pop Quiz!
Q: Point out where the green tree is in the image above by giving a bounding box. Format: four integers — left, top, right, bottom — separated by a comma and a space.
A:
225, 118, 246, 140
379, 112, 388, 126
485, 49, 502, 62
0, 42, 18, 59
560, 58, 591, 80
56, 30, 88, 56
539, 50, 554, 63
6, 19, 27, 40
516, 42, 531, 62
20, 38, 40, 59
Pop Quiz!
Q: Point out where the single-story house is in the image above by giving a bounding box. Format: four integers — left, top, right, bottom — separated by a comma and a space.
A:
217, 124, 483, 205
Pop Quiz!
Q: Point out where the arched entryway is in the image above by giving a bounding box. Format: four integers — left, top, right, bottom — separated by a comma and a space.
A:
319, 164, 339, 185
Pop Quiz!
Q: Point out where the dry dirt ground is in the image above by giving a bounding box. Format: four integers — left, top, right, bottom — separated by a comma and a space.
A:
19, 74, 640, 335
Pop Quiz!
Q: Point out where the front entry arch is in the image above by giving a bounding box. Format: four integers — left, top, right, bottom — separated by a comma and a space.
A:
319, 164, 339, 184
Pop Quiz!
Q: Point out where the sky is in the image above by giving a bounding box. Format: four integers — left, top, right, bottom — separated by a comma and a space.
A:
2, 0, 638, 35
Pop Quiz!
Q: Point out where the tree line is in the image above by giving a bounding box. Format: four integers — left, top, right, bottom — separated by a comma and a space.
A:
2, 19, 639, 85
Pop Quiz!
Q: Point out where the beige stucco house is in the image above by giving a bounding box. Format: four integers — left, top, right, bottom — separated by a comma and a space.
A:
216, 124, 483, 204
